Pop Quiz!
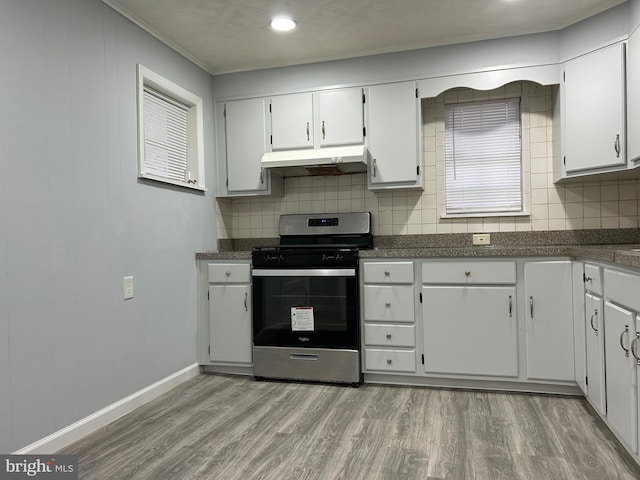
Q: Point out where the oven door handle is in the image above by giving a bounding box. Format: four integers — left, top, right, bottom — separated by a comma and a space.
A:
252, 268, 356, 277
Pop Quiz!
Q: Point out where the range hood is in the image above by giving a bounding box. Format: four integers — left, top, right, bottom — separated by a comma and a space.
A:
261, 145, 369, 177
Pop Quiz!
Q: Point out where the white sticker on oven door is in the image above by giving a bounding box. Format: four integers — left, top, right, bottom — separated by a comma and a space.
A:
291, 307, 314, 331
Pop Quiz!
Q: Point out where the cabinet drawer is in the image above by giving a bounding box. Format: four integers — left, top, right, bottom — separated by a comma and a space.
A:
584, 264, 603, 295
362, 261, 414, 284
365, 348, 416, 373
422, 261, 516, 285
604, 269, 640, 312
363, 285, 414, 323
364, 324, 415, 347
208, 263, 250, 284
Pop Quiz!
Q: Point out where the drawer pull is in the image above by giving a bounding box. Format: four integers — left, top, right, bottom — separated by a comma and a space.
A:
620, 325, 630, 357
225, 271, 231, 277
385, 302, 391, 307
465, 271, 471, 277
631, 333, 640, 365
590, 308, 599, 336
386, 333, 392, 339
290, 353, 319, 361
386, 359, 392, 365
384, 270, 390, 276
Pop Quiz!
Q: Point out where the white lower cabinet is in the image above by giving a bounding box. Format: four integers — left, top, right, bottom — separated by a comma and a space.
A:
422, 285, 518, 377
523, 261, 574, 382
207, 262, 252, 365
604, 301, 638, 453
604, 268, 640, 456
362, 261, 416, 373
585, 292, 606, 415
422, 260, 518, 378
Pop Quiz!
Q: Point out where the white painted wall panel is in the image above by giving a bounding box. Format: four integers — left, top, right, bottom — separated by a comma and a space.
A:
0, 0, 216, 452
212, 32, 561, 100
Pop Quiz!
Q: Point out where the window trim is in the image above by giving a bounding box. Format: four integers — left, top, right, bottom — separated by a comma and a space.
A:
443, 97, 525, 217
137, 64, 205, 191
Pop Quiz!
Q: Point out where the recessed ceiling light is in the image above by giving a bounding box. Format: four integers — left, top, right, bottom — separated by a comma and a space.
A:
271, 17, 296, 32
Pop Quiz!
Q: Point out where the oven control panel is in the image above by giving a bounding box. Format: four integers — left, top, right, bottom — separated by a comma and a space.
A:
308, 217, 338, 227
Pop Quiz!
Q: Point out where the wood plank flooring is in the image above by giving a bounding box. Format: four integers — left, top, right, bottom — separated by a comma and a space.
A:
60, 374, 640, 480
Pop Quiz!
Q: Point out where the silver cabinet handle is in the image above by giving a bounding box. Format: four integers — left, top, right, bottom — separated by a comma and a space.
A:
386, 333, 392, 339
385, 301, 391, 307
225, 271, 231, 277
620, 325, 630, 357
386, 359, 392, 365
384, 270, 390, 276
590, 308, 599, 336
465, 271, 471, 277
584, 275, 592, 283
508, 295, 512, 318
306, 122, 310, 141
530, 296, 534, 318
631, 332, 640, 365
614, 133, 621, 158
372, 158, 377, 178
322, 120, 325, 140
260, 169, 264, 184
244, 292, 248, 311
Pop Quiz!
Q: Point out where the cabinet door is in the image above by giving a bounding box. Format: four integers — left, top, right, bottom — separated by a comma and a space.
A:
604, 301, 637, 452
225, 98, 269, 192
422, 286, 518, 377
564, 43, 626, 172
628, 29, 640, 162
318, 88, 364, 147
572, 262, 587, 394
367, 82, 422, 188
271, 92, 314, 150
585, 292, 606, 415
524, 261, 574, 382
209, 284, 252, 364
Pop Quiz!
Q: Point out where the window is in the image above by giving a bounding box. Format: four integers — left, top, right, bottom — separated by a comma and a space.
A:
137, 65, 205, 191
444, 99, 522, 215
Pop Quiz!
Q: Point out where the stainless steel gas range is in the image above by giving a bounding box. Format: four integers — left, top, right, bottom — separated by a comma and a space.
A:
251, 212, 372, 386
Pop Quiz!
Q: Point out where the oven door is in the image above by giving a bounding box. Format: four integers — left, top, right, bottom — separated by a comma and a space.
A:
252, 268, 359, 349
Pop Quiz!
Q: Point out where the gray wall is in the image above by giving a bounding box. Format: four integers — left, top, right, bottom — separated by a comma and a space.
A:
0, 0, 216, 452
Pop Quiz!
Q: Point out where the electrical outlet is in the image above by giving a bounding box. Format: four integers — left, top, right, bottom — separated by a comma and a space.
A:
123, 276, 134, 299
472, 233, 491, 246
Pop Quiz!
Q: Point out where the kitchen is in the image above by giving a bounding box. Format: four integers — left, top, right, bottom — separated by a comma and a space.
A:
3, 0, 640, 478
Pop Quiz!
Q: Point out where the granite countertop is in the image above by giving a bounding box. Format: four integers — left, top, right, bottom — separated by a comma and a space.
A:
196, 229, 640, 269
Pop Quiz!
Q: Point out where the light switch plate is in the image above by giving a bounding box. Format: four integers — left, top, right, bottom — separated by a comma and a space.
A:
123, 276, 134, 299
472, 233, 491, 245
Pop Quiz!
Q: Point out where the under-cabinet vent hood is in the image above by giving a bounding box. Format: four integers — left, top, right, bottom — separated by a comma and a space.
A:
261, 145, 368, 177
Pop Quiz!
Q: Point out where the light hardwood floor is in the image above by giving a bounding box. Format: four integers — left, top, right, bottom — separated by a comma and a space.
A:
60, 374, 640, 479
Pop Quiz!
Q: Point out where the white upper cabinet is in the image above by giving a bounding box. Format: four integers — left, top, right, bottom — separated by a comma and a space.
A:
318, 88, 364, 147
562, 43, 626, 175
367, 81, 423, 190
270, 92, 314, 150
270, 88, 364, 151
215, 99, 283, 197
224, 98, 270, 193
628, 28, 640, 162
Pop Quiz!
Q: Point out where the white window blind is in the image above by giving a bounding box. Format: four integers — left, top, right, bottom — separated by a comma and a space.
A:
444, 99, 522, 214
143, 86, 189, 183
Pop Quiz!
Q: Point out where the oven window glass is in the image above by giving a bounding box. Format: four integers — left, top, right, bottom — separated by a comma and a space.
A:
252, 273, 359, 348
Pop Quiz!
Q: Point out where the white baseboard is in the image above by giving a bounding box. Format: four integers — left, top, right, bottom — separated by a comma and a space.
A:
14, 363, 201, 454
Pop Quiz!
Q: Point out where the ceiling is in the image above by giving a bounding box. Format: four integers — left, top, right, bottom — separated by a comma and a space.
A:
103, 0, 627, 75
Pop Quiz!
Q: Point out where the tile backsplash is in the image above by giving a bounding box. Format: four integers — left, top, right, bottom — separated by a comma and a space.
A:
217, 81, 640, 240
